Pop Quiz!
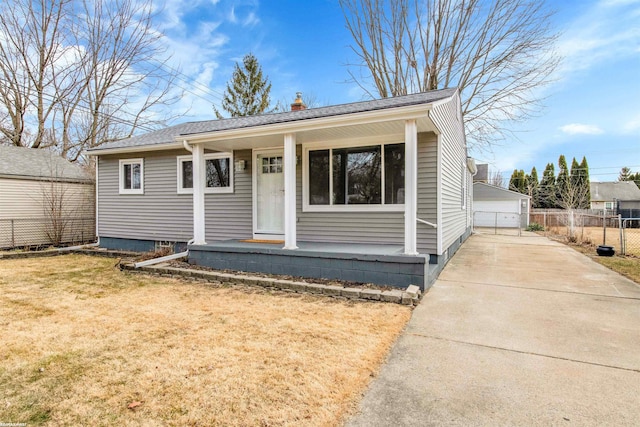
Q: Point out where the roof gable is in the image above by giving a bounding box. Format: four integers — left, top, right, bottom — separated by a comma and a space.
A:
0, 145, 90, 181
89, 88, 458, 153
473, 182, 531, 201
590, 181, 640, 201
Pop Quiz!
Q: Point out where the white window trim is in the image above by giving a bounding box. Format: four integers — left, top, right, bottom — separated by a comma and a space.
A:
302, 139, 405, 213
119, 158, 144, 195
176, 152, 234, 194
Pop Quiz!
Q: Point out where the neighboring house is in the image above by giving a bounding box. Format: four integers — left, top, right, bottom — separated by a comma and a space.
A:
590, 181, 640, 211
87, 88, 474, 290
473, 182, 530, 228
0, 145, 95, 248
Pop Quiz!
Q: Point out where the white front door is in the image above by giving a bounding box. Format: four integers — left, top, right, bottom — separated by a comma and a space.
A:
255, 150, 285, 237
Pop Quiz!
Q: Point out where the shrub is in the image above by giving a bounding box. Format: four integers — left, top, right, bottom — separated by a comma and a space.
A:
526, 222, 544, 231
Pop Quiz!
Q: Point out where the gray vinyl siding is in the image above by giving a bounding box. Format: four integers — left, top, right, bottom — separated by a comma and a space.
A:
430, 95, 471, 253
416, 132, 438, 253
204, 149, 252, 241
296, 146, 405, 245
98, 149, 252, 243
98, 150, 193, 242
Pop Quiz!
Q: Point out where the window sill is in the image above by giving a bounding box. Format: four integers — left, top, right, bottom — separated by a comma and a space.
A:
119, 189, 144, 195
177, 188, 234, 195
302, 204, 404, 213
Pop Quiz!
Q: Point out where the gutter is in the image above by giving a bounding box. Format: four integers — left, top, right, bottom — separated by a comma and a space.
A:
58, 242, 100, 252
134, 250, 189, 268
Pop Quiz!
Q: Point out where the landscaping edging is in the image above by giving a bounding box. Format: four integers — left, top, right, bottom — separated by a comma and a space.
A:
120, 262, 422, 306
0, 248, 140, 260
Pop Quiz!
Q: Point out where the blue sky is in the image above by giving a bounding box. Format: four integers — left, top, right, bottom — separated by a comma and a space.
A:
153, 0, 640, 183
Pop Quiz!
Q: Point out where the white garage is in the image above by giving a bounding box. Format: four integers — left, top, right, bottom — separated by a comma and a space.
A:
473, 183, 530, 228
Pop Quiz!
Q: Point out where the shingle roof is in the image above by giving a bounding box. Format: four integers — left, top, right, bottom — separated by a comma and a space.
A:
0, 145, 90, 182
89, 88, 458, 152
473, 182, 531, 201
590, 181, 640, 201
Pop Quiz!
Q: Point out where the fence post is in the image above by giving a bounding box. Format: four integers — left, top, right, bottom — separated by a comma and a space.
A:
11, 219, 15, 248
494, 212, 498, 235
602, 210, 607, 246
619, 215, 624, 255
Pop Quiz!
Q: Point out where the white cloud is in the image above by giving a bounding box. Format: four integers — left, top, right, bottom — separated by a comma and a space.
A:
559, 123, 605, 135
622, 114, 640, 134
555, 0, 640, 78
243, 11, 259, 27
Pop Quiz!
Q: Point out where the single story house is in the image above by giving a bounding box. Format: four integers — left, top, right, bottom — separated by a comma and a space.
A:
87, 88, 474, 290
590, 181, 640, 211
473, 182, 530, 228
0, 145, 95, 248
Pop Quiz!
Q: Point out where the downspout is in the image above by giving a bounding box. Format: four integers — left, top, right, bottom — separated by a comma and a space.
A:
134, 140, 195, 269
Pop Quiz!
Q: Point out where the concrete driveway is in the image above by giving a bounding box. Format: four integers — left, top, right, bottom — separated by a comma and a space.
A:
347, 232, 640, 426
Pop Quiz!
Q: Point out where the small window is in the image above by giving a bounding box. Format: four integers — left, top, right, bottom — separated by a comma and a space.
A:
177, 153, 233, 194
119, 158, 144, 194
604, 202, 613, 210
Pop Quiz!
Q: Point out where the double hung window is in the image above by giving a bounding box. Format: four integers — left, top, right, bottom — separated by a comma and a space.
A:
119, 159, 144, 194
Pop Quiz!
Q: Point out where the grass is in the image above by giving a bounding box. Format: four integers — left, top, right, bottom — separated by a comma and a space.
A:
547, 226, 640, 256
569, 243, 640, 284
0, 255, 411, 426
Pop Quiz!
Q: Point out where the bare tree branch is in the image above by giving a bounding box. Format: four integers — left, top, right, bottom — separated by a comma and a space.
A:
339, 0, 561, 149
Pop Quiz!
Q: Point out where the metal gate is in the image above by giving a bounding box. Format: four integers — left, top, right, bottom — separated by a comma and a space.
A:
473, 211, 524, 236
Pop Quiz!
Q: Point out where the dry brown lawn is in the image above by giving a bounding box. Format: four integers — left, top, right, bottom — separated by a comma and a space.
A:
547, 226, 640, 256
0, 255, 411, 426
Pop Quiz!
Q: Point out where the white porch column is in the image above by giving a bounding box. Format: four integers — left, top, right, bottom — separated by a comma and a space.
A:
404, 119, 418, 255
283, 133, 298, 249
192, 142, 207, 245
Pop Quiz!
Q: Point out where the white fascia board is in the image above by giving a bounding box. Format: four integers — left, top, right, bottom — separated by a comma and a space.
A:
84, 142, 184, 156
181, 104, 433, 144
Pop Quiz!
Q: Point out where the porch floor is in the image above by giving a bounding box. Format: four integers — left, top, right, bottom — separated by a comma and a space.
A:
198, 240, 405, 256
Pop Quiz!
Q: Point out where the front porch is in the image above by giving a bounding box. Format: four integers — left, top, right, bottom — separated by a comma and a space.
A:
188, 240, 430, 290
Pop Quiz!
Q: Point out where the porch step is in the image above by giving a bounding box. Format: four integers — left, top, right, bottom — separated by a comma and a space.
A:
119, 262, 421, 306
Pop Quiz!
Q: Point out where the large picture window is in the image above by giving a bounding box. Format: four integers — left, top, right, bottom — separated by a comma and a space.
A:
119, 158, 144, 194
177, 153, 233, 194
305, 142, 404, 211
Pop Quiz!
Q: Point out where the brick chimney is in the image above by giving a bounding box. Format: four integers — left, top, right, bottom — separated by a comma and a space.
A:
290, 92, 306, 111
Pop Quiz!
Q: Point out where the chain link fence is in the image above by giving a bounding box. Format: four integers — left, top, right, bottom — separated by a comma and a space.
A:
473, 211, 526, 236
0, 217, 95, 250
621, 218, 640, 257
529, 210, 636, 254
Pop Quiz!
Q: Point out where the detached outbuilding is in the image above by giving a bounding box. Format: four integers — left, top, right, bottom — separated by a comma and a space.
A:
473, 182, 530, 229
0, 146, 95, 248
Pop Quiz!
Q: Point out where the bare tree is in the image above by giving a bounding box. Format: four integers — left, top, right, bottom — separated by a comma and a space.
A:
0, 0, 180, 161
39, 156, 95, 246
339, 0, 560, 149
488, 170, 505, 188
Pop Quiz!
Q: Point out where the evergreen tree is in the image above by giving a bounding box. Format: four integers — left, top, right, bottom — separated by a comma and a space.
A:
578, 156, 591, 208
509, 169, 527, 194
556, 155, 569, 208
528, 167, 539, 208
509, 169, 519, 192
215, 53, 273, 118
618, 166, 632, 181
628, 172, 640, 189
539, 163, 556, 208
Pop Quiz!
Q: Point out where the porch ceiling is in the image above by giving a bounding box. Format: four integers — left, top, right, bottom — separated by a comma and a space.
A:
200, 115, 436, 152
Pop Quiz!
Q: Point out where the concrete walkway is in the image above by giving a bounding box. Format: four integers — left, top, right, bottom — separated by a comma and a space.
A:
347, 232, 640, 426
